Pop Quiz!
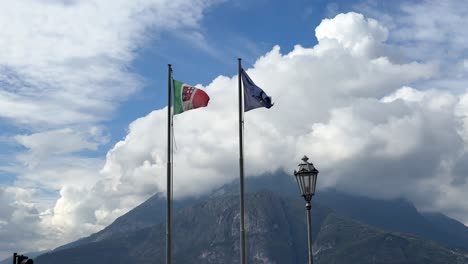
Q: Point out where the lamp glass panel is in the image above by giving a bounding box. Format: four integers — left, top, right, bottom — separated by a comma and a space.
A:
295, 175, 301, 194
311, 174, 317, 195
299, 174, 306, 195
305, 174, 312, 195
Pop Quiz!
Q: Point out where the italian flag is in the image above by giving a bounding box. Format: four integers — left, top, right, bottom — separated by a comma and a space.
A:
173, 80, 210, 115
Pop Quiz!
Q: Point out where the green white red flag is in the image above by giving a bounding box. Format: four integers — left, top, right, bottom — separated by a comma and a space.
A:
173, 80, 210, 115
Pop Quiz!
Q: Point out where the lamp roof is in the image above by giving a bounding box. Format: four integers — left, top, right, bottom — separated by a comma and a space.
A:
295, 155, 318, 175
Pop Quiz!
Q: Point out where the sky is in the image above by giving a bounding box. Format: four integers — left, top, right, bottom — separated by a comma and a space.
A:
1, 0, 468, 259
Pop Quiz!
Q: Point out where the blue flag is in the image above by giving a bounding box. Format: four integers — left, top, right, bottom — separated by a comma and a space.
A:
241, 69, 273, 112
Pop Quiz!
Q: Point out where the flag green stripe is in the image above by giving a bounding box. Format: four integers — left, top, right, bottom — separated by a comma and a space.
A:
173, 80, 183, 114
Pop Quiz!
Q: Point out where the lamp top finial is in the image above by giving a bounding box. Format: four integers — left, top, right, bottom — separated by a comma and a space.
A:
301, 155, 309, 163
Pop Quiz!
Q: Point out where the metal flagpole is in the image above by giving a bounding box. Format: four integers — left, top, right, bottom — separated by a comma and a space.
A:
166, 64, 173, 264
238, 58, 247, 264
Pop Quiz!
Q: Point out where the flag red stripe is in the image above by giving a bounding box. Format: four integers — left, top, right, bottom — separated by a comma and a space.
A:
192, 89, 210, 109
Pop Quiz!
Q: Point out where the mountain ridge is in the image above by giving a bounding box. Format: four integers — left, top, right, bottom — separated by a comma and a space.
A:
35, 190, 468, 264
14, 172, 468, 263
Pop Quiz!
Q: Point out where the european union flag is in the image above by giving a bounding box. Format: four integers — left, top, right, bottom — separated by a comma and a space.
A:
241, 69, 273, 112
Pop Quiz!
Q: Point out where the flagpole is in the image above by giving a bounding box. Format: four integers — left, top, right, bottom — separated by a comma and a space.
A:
166, 64, 173, 264
238, 58, 247, 264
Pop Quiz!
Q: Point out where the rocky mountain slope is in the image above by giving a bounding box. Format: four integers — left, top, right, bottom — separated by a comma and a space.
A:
35, 190, 468, 264
315, 214, 468, 264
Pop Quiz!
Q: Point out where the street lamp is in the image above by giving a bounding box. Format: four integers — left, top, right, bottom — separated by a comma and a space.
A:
294, 155, 319, 264
13, 253, 33, 264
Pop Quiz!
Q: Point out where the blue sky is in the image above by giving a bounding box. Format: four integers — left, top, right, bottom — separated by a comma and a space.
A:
2, 0, 468, 259
111, 0, 409, 142
113, 0, 328, 139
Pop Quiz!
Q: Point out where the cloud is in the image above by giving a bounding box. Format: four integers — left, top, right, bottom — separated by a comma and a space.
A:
359, 0, 468, 74
315, 12, 388, 58
0, 0, 219, 128
396, 1, 468, 48
0, 186, 49, 259
15, 127, 107, 160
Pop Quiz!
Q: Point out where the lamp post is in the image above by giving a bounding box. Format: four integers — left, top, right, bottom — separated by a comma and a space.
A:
294, 155, 319, 264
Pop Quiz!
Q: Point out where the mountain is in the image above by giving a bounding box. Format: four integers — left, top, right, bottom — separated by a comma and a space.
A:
422, 212, 468, 247
35, 190, 468, 264
51, 172, 468, 255
50, 171, 298, 254
216, 172, 468, 248
35, 172, 468, 263
315, 213, 468, 264
314, 189, 468, 248
36, 191, 331, 264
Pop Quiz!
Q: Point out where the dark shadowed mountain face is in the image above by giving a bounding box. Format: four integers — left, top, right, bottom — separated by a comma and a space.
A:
216, 171, 468, 248
232, 172, 468, 248
314, 189, 468, 248
315, 214, 468, 264
422, 212, 468, 247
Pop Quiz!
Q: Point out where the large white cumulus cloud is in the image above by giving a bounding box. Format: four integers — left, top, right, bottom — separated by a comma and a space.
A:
48, 11, 468, 253
315, 12, 388, 58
